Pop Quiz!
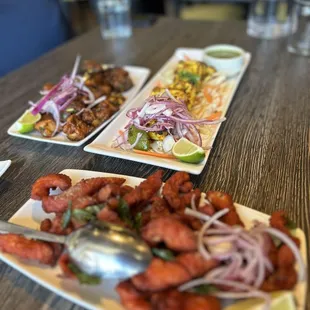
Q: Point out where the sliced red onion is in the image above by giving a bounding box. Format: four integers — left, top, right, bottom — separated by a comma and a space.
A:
81, 85, 95, 104
190, 194, 196, 211
70, 55, 81, 81
185, 208, 227, 228
163, 109, 173, 116
28, 101, 36, 107
145, 104, 166, 115
31, 78, 64, 115
168, 114, 225, 125
87, 95, 107, 110
184, 205, 303, 304
121, 95, 226, 150
165, 88, 183, 104
198, 209, 229, 260
42, 100, 61, 136
128, 133, 143, 149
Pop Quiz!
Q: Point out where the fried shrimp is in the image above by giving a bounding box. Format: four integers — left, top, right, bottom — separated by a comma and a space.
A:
150, 197, 171, 220
97, 207, 125, 226
176, 252, 218, 278
132, 258, 191, 292
261, 266, 298, 292
31, 173, 72, 200
207, 191, 244, 226
42, 177, 125, 213
269, 211, 300, 244
162, 172, 201, 211
40, 214, 73, 235
116, 280, 151, 310
151, 290, 221, 310
124, 170, 163, 208
142, 217, 197, 251
0, 234, 55, 265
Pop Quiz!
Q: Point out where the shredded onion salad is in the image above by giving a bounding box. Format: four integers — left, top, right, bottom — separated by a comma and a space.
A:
178, 198, 306, 310
29, 55, 106, 136
112, 90, 226, 151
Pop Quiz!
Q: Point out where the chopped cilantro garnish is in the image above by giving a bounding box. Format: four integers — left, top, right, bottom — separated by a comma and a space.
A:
68, 263, 101, 285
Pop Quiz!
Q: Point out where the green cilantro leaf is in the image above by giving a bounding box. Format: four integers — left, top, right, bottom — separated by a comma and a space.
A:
67, 263, 101, 285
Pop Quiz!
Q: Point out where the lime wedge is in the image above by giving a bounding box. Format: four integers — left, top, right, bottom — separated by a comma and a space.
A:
172, 137, 205, 164
224, 291, 296, 310
16, 110, 41, 134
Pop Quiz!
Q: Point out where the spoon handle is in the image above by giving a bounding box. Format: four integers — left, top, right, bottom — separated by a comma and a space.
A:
0, 220, 66, 244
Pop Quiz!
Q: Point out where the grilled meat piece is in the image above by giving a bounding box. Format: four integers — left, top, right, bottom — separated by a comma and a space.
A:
63, 114, 93, 141
34, 113, 57, 137
92, 100, 119, 121
104, 67, 133, 92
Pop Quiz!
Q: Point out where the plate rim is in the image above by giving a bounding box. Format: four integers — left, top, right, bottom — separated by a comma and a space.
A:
0, 160, 11, 177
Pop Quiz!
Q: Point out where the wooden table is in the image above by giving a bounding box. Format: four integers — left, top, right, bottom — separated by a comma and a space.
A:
0, 17, 309, 310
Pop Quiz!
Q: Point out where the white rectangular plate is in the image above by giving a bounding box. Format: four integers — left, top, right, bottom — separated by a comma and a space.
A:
0, 169, 307, 310
7, 66, 150, 146
0, 160, 11, 177
84, 48, 251, 174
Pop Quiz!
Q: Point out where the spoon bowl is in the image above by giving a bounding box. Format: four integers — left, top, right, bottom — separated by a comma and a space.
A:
67, 221, 152, 278
0, 220, 152, 279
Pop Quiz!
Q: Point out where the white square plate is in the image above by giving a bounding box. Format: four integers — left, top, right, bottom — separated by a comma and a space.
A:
84, 48, 251, 175
0, 169, 307, 310
0, 160, 11, 177
7, 66, 150, 146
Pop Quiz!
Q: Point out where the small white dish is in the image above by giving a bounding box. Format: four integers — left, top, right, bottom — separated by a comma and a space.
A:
203, 44, 245, 77
0, 160, 11, 177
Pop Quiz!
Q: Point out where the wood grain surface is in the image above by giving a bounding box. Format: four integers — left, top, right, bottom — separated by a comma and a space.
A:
0, 17, 309, 310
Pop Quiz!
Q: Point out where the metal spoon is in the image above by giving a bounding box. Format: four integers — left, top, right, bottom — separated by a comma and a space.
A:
0, 220, 152, 278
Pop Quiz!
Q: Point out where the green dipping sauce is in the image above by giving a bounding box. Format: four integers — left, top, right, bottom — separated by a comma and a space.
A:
207, 50, 241, 59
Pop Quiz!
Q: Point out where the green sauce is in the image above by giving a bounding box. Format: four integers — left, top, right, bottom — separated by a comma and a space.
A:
207, 50, 241, 59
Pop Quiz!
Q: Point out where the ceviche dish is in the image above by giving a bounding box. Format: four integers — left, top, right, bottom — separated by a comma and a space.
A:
112, 58, 232, 164
16, 56, 133, 141
0, 171, 305, 310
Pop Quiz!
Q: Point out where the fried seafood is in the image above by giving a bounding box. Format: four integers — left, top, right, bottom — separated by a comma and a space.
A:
270, 211, 299, 244
260, 266, 298, 292
42, 177, 125, 213
116, 280, 151, 310
124, 170, 163, 208
152, 60, 216, 110
142, 217, 197, 252
163, 171, 201, 211
151, 290, 221, 310
40, 214, 73, 235
0, 234, 55, 265
0, 170, 303, 310
176, 252, 218, 278
97, 207, 125, 226
149, 197, 170, 220
31, 173, 72, 200
206, 191, 244, 226
132, 258, 192, 292
58, 253, 77, 279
